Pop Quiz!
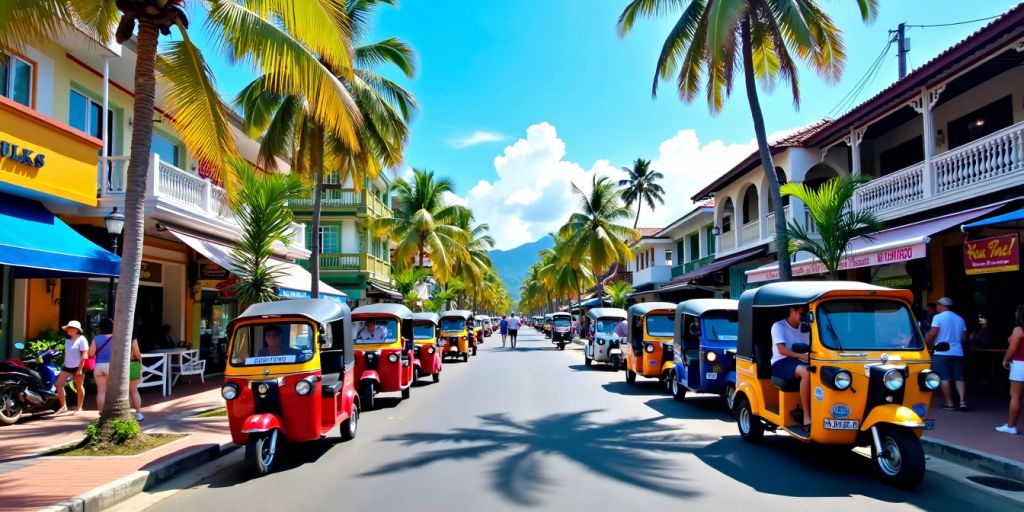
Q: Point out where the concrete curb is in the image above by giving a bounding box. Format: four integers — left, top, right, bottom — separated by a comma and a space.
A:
39, 441, 238, 512
922, 436, 1024, 483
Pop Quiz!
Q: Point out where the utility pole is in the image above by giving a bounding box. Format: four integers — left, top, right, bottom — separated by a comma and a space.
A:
891, 23, 910, 79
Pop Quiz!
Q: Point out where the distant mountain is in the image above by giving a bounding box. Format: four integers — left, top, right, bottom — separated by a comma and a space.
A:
489, 237, 555, 302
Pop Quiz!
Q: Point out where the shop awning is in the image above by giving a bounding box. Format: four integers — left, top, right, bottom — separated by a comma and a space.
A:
165, 227, 347, 303
580, 296, 611, 307
366, 282, 402, 300
667, 246, 766, 285
0, 193, 120, 278
746, 202, 1008, 283
962, 206, 1024, 231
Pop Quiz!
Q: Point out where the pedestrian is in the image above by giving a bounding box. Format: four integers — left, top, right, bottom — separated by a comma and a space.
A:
507, 313, 521, 348
129, 333, 145, 421
925, 297, 968, 411
499, 315, 509, 347
88, 318, 116, 412
996, 305, 1024, 435
56, 320, 89, 415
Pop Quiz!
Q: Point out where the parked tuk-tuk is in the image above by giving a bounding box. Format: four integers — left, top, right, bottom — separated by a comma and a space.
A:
470, 314, 485, 346
733, 282, 942, 488
352, 304, 415, 411
543, 314, 554, 338
440, 310, 473, 362
671, 299, 740, 408
477, 315, 493, 337
550, 312, 574, 350
583, 307, 627, 368
624, 302, 676, 386
412, 312, 442, 383
223, 299, 359, 476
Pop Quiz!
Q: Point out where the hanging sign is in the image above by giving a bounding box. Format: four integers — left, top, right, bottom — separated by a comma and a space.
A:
197, 258, 230, 280
216, 275, 238, 298
964, 234, 1019, 275
140, 260, 163, 283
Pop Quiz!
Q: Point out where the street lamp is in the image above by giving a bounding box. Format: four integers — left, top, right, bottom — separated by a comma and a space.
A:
711, 226, 721, 237
104, 207, 125, 317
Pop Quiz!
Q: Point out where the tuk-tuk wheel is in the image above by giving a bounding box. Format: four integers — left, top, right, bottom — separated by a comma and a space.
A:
360, 383, 376, 412
402, 384, 411, 399
671, 373, 686, 402
872, 426, 925, 489
736, 396, 764, 443
245, 431, 277, 476
432, 372, 440, 383
472, 346, 478, 356
462, 353, 469, 362
625, 368, 636, 384
558, 343, 565, 351
723, 383, 736, 413
340, 403, 359, 441
585, 355, 592, 367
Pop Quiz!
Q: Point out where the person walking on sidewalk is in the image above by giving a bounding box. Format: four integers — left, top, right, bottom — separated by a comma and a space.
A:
997, 305, 1024, 435
507, 313, 521, 349
499, 315, 509, 347
926, 297, 969, 411
56, 320, 88, 415
88, 318, 116, 412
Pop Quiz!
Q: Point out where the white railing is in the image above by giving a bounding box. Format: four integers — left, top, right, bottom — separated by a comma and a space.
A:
740, 219, 760, 245
854, 163, 925, 215
719, 230, 736, 252
803, 209, 819, 234
934, 122, 1024, 194
765, 205, 791, 238
98, 155, 130, 193
291, 189, 359, 207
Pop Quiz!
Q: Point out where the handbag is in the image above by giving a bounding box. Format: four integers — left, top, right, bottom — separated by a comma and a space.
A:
85, 335, 112, 372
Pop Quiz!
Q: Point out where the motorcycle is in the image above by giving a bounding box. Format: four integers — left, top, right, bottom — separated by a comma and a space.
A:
0, 342, 65, 425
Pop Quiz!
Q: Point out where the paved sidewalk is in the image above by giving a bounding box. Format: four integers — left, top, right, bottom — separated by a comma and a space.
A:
0, 381, 230, 512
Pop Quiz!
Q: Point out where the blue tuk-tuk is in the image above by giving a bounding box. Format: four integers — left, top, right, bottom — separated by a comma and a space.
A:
670, 299, 740, 408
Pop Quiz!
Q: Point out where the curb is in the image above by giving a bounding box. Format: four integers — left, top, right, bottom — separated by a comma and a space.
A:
922, 436, 1024, 483
39, 441, 238, 512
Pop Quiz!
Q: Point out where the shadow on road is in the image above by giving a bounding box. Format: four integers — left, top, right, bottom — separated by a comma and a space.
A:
601, 380, 666, 396
361, 410, 713, 506
644, 397, 732, 423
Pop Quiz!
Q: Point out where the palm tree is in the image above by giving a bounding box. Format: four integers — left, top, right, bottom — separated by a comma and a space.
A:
617, 0, 878, 281
373, 169, 469, 283
619, 158, 665, 228
229, 160, 306, 309
559, 175, 637, 298
1, 0, 361, 428
605, 280, 634, 309
236, 0, 417, 298
452, 211, 495, 307
780, 176, 883, 280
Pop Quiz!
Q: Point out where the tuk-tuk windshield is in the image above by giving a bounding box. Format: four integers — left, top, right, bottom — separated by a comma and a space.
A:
441, 318, 466, 332
645, 314, 674, 337
702, 313, 739, 342
817, 299, 923, 350
595, 319, 619, 334
553, 318, 571, 327
413, 323, 436, 340
229, 322, 316, 366
353, 319, 398, 344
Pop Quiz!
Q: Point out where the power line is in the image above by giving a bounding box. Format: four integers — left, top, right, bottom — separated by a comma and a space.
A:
826, 37, 893, 118
905, 14, 1001, 29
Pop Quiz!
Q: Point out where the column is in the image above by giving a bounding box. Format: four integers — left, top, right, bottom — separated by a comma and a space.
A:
910, 85, 945, 199
698, 227, 708, 259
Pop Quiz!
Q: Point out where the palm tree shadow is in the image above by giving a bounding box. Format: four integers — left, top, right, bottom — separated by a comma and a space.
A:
361, 410, 714, 506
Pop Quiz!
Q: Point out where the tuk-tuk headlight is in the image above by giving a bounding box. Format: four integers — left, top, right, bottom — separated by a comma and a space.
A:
596, 339, 606, 345
919, 370, 941, 390
705, 351, 718, 363
221, 383, 239, 400
427, 346, 435, 354
833, 371, 852, 390
644, 343, 655, 353
294, 378, 314, 396
388, 353, 400, 363
883, 369, 905, 391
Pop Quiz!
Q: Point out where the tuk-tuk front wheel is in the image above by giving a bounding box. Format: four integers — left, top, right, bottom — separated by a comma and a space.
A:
671, 373, 686, 402
402, 384, 411, 399
245, 430, 278, 476
625, 368, 636, 384
340, 403, 359, 441
472, 346, 478, 356
585, 354, 592, 366
432, 372, 440, 383
737, 396, 764, 443
872, 425, 925, 489
558, 343, 565, 351
360, 382, 376, 412
462, 353, 469, 362
723, 383, 736, 413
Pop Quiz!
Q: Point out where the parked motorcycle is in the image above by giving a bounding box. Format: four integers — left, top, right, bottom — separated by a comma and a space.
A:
0, 342, 65, 425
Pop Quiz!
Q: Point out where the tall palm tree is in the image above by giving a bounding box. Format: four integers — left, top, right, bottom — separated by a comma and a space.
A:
373, 169, 469, 283
617, 0, 878, 281
560, 175, 637, 298
452, 211, 495, 304
619, 158, 665, 228
236, 0, 417, 298
1, 0, 361, 427
780, 176, 882, 280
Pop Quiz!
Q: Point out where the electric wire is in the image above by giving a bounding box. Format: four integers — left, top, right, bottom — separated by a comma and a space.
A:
905, 14, 1001, 29
825, 37, 893, 118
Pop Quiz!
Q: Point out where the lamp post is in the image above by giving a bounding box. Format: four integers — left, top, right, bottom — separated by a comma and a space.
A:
104, 207, 125, 317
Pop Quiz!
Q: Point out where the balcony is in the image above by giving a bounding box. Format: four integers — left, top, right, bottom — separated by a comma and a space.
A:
631, 265, 672, 287
291, 188, 392, 218
319, 253, 392, 282
765, 205, 791, 238
739, 219, 760, 245
671, 254, 715, 278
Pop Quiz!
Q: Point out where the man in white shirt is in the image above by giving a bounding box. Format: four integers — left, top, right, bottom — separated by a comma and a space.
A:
356, 321, 389, 342
507, 314, 521, 348
925, 297, 968, 411
771, 305, 811, 427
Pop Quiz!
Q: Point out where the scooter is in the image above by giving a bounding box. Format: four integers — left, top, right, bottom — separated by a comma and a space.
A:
0, 342, 64, 426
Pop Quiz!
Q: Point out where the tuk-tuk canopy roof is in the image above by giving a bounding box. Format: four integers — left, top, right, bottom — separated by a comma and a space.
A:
739, 281, 900, 308
551, 312, 572, 318
440, 309, 473, 320
628, 302, 676, 316
352, 303, 413, 319
412, 312, 440, 324
586, 307, 627, 320
234, 299, 350, 325
544, 313, 554, 319
476, 315, 491, 321
676, 299, 738, 317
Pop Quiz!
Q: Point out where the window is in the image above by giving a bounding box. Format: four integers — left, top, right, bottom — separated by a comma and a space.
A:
69, 90, 114, 153
705, 225, 715, 255
689, 233, 699, 261
152, 132, 180, 167
664, 250, 673, 267
319, 226, 339, 254
0, 53, 32, 107
947, 96, 1013, 150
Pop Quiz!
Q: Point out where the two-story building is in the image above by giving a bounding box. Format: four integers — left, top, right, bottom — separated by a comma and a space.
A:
625, 204, 720, 302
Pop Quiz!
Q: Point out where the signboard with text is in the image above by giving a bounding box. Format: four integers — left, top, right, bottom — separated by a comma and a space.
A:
198, 258, 230, 280
746, 242, 928, 283
140, 260, 163, 283
964, 234, 1019, 275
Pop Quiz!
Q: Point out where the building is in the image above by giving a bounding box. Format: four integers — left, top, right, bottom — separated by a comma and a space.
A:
626, 204, 718, 302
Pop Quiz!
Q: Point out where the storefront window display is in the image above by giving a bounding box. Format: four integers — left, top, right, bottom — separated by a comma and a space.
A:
200, 290, 236, 373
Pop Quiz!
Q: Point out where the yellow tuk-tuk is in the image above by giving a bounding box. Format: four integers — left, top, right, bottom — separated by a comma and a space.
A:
624, 302, 677, 386
733, 282, 942, 488
440, 310, 473, 362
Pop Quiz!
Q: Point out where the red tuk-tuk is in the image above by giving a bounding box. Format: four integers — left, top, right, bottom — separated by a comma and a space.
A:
222, 299, 359, 476
412, 312, 443, 383
352, 304, 415, 410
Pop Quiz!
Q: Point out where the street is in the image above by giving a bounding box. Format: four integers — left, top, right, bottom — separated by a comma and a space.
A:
139, 327, 1011, 512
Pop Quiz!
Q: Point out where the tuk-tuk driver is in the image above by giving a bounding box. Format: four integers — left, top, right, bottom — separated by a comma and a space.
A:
771, 305, 811, 427
258, 325, 299, 357
356, 321, 389, 342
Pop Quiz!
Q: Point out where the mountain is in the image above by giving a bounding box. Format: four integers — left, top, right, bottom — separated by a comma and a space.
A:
489, 237, 555, 302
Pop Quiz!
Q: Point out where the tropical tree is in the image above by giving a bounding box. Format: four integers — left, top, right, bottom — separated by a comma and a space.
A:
605, 280, 634, 309
452, 212, 495, 308
559, 175, 637, 298
373, 169, 469, 283
229, 161, 306, 309
617, 0, 879, 281
393, 268, 430, 297
780, 176, 882, 280
619, 158, 665, 229
236, 0, 417, 298
1, 0, 362, 432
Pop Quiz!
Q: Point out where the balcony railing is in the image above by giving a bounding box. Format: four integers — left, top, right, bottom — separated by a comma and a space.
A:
934, 121, 1024, 194
765, 205, 791, 238
719, 230, 736, 252
740, 219, 760, 245
319, 253, 392, 281
671, 254, 715, 278
854, 163, 925, 215
292, 188, 392, 217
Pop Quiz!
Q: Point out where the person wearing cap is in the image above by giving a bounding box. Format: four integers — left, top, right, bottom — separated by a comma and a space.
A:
925, 297, 968, 411
56, 320, 89, 415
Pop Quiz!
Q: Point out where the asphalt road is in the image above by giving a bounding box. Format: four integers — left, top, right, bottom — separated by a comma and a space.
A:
141, 327, 1013, 512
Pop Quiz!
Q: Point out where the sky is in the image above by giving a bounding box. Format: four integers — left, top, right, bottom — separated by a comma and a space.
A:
190, 0, 1022, 250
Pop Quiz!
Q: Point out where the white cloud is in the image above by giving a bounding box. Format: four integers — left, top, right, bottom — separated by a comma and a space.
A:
448, 130, 507, 149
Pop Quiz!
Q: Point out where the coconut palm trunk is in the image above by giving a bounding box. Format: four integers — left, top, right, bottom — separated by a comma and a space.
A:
103, 19, 159, 423
633, 204, 642, 229
309, 126, 325, 299
741, 19, 791, 281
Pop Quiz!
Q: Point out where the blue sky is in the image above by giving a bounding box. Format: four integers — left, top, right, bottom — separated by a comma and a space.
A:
190, 0, 1021, 249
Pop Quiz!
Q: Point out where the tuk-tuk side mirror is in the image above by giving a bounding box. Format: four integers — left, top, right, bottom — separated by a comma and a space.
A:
688, 323, 701, 337
791, 343, 810, 354
13, 342, 25, 350
799, 322, 811, 334
319, 324, 332, 349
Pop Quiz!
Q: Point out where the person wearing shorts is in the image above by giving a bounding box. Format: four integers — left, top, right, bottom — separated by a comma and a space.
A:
997, 305, 1024, 435
926, 297, 968, 411
56, 320, 89, 415
89, 318, 116, 411
507, 314, 521, 348
499, 315, 509, 347
770, 305, 811, 427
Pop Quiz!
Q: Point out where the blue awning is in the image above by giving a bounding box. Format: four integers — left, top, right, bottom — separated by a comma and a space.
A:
0, 193, 120, 278
962, 207, 1024, 231
580, 296, 610, 307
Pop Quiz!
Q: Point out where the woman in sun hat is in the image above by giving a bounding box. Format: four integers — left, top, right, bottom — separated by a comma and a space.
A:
56, 320, 89, 414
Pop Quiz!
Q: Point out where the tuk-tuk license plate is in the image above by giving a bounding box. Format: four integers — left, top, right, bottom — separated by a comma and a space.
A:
823, 419, 860, 430
705, 372, 718, 380
924, 419, 936, 430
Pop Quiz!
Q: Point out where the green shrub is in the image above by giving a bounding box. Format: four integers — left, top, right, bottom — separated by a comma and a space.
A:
26, 328, 66, 367
84, 422, 99, 441
111, 419, 141, 444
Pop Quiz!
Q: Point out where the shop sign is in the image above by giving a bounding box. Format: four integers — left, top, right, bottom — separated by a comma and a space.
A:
198, 258, 230, 280
140, 260, 163, 283
0, 140, 46, 168
216, 275, 238, 298
747, 242, 927, 283
964, 234, 1019, 275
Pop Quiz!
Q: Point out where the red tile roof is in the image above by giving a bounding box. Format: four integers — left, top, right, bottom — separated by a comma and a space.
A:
636, 227, 664, 238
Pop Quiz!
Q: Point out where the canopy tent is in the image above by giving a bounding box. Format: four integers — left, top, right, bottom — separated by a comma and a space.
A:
962, 205, 1024, 231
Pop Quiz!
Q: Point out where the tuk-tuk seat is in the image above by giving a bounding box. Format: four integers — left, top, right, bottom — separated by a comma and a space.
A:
321, 374, 343, 396
771, 375, 800, 392
684, 349, 700, 364
321, 349, 345, 376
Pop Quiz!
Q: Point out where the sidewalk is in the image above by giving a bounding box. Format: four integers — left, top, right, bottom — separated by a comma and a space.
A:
0, 381, 231, 512
923, 392, 1024, 481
